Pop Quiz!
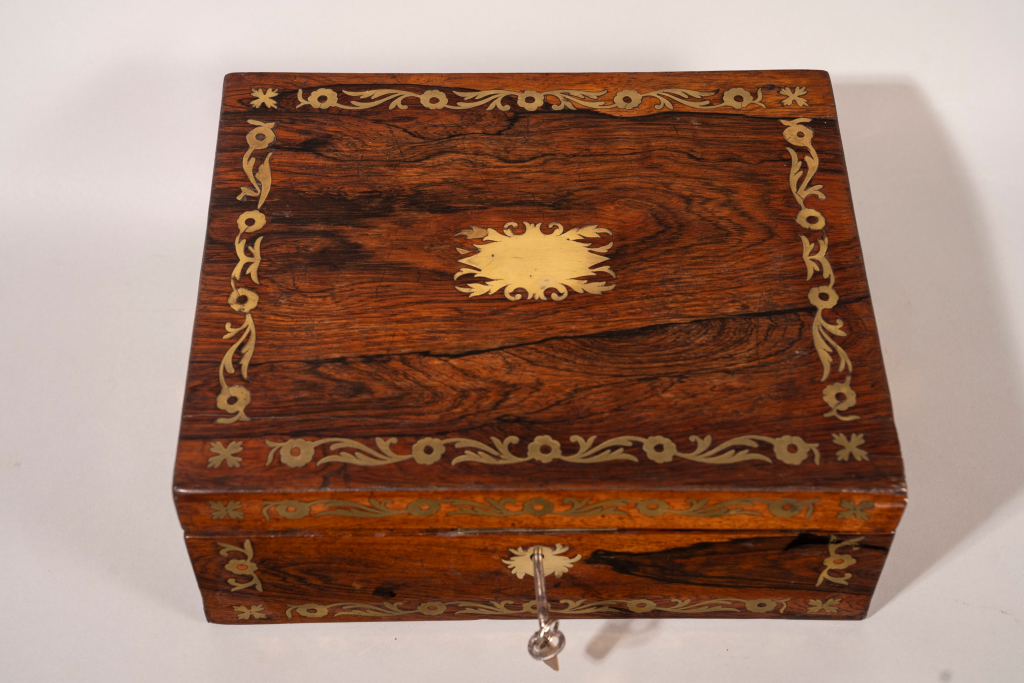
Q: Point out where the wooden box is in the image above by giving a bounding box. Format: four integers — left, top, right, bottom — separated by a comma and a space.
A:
173, 71, 905, 626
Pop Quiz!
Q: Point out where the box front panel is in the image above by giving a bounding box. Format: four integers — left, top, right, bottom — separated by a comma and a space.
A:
187, 530, 891, 624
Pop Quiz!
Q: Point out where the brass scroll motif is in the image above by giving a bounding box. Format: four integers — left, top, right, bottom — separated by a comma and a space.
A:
259, 496, 818, 521
504, 545, 582, 578
782, 118, 859, 422
217, 539, 263, 592
284, 597, 791, 620
816, 535, 864, 587
295, 86, 767, 113
454, 222, 615, 301
216, 120, 276, 424
263, 434, 823, 467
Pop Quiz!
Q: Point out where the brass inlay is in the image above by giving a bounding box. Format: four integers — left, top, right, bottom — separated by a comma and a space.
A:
259, 496, 818, 521
215, 120, 276, 424
218, 539, 263, 592
816, 535, 864, 587
283, 596, 791, 620
807, 598, 841, 613
780, 87, 809, 107
232, 605, 268, 620
782, 118, 859, 421
454, 222, 615, 301
249, 88, 278, 109
833, 433, 869, 461
295, 86, 767, 113
209, 501, 244, 520
263, 434, 823, 468
504, 545, 582, 579
837, 500, 874, 520
207, 441, 243, 468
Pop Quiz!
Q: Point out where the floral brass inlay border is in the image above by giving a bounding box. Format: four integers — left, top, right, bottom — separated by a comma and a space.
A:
295, 85, 770, 113
210, 501, 244, 520
215, 119, 276, 424
783, 118, 859, 422
218, 539, 263, 592
454, 222, 615, 301
816, 535, 864, 587
807, 598, 841, 613
264, 434, 823, 468
284, 596, 791, 620
260, 496, 818, 522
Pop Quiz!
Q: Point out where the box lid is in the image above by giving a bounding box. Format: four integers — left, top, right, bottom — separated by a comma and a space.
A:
173, 71, 905, 536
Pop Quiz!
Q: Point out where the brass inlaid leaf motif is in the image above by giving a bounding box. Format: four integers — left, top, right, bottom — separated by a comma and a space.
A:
837, 500, 874, 520
232, 604, 268, 619
207, 441, 243, 468
807, 598, 841, 613
780, 86, 809, 107
249, 88, 279, 110
209, 500, 244, 520
454, 222, 615, 301
833, 433, 869, 462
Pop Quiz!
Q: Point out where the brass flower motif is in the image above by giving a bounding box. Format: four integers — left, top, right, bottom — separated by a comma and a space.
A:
411, 437, 446, 464
823, 376, 859, 420
833, 433, 868, 461
228, 286, 259, 313
527, 435, 562, 462
417, 602, 447, 616
635, 499, 671, 517
816, 535, 863, 586
420, 90, 448, 109
236, 210, 266, 233
249, 88, 279, 109
517, 90, 544, 111
294, 603, 330, 618
522, 497, 556, 517
305, 88, 339, 109
613, 89, 643, 109
406, 499, 442, 517
772, 436, 821, 465
767, 498, 810, 518
208, 441, 243, 468
780, 86, 808, 107
626, 599, 657, 613
245, 123, 276, 150
233, 604, 268, 619
268, 500, 312, 519
642, 436, 678, 463
278, 438, 316, 468
226, 558, 258, 576
720, 87, 763, 109
744, 598, 778, 613
807, 598, 841, 614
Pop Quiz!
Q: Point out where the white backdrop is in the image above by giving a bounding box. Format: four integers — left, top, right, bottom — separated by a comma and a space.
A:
2, 1, 1023, 681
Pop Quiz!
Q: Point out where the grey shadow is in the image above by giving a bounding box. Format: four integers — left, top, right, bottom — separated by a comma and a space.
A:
585, 619, 662, 660
833, 80, 1024, 613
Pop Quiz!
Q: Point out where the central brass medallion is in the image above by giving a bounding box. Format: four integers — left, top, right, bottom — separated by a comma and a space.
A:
453, 221, 615, 301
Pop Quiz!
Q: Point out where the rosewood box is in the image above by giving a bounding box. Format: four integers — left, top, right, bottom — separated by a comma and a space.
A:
174, 71, 906, 626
